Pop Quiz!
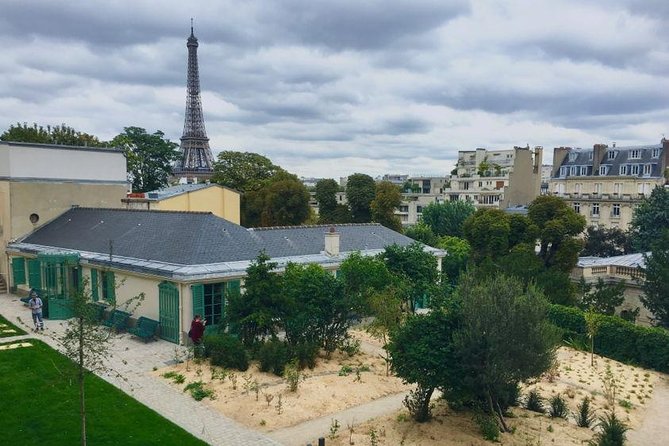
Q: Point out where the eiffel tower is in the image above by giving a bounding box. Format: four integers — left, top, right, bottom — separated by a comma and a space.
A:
173, 21, 215, 183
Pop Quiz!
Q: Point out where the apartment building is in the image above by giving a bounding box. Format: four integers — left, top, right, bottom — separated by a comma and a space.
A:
549, 140, 668, 229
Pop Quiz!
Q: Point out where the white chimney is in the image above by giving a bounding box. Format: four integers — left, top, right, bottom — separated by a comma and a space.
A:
324, 226, 340, 257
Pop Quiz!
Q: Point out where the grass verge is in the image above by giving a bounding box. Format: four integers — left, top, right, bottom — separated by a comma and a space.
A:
0, 313, 27, 337
0, 339, 208, 445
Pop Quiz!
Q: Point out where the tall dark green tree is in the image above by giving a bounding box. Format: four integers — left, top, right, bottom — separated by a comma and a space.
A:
382, 243, 439, 312
462, 208, 511, 261
371, 181, 402, 231
111, 127, 179, 193
225, 253, 287, 346
582, 226, 633, 257
421, 200, 476, 238
630, 186, 669, 252
314, 178, 340, 223
345, 173, 376, 223
1, 122, 105, 147
404, 223, 438, 247
242, 172, 310, 227
642, 229, 669, 327
212, 151, 286, 193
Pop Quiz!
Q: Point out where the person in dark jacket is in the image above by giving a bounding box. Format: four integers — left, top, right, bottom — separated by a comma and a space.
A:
188, 314, 206, 345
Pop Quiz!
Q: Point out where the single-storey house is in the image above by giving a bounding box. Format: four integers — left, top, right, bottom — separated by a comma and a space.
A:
6, 207, 445, 344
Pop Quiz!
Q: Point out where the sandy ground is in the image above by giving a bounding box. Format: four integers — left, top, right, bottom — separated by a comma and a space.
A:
153, 331, 666, 446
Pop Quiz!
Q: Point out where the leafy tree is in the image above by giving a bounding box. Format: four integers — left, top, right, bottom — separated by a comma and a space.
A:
630, 186, 669, 252
1, 122, 105, 147
282, 263, 351, 357
345, 173, 376, 223
225, 253, 287, 346
421, 200, 476, 238
382, 243, 439, 312
212, 151, 286, 193
314, 179, 340, 223
450, 273, 560, 431
536, 269, 578, 306
404, 223, 438, 247
366, 285, 406, 376
330, 203, 353, 224
462, 208, 511, 261
642, 229, 669, 327
371, 181, 402, 231
111, 127, 179, 193
582, 226, 633, 257
338, 252, 393, 314
436, 236, 471, 283
387, 310, 458, 421
578, 278, 626, 316
499, 243, 544, 286
242, 172, 310, 227
528, 195, 586, 271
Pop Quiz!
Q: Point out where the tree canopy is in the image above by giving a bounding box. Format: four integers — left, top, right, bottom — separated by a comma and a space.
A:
242, 172, 311, 227
346, 173, 376, 223
642, 229, 669, 327
582, 226, 633, 257
111, 127, 180, 193
1, 122, 105, 147
314, 179, 340, 223
212, 151, 286, 193
421, 200, 476, 238
403, 223, 438, 247
371, 181, 403, 231
630, 186, 669, 252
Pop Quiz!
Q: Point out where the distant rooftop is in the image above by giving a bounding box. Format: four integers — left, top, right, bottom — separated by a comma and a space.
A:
577, 252, 647, 269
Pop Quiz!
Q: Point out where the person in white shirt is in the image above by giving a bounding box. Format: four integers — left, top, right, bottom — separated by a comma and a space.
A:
28, 289, 44, 332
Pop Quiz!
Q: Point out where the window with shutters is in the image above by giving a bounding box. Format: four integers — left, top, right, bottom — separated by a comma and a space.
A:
11, 257, 26, 286
100, 271, 115, 304
204, 283, 225, 326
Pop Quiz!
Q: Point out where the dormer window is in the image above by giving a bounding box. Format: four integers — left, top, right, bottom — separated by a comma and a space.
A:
570, 166, 577, 176
568, 153, 577, 162
580, 166, 588, 176
619, 165, 627, 175
599, 165, 608, 175
630, 164, 640, 175
607, 151, 617, 160
643, 164, 652, 176
629, 149, 640, 159
588, 152, 593, 160
652, 148, 660, 158
559, 167, 567, 178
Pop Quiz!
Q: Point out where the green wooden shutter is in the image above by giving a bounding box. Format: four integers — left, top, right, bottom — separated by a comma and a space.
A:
11, 258, 26, 285
191, 284, 204, 317
106, 272, 116, 305
227, 280, 241, 295
28, 259, 41, 290
91, 269, 99, 302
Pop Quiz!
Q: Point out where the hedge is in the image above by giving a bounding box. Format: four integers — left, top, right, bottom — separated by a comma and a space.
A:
547, 304, 669, 373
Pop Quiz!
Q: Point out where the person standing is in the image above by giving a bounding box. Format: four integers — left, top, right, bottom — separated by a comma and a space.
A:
188, 314, 206, 345
28, 289, 44, 332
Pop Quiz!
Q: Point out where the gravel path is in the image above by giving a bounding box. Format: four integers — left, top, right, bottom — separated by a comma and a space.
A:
627, 374, 669, 446
0, 294, 280, 446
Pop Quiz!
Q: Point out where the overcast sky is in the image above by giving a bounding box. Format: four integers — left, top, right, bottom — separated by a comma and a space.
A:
1, 0, 668, 178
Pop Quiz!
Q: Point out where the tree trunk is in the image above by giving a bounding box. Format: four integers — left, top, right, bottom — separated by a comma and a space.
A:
78, 317, 87, 446
487, 391, 510, 433
418, 386, 434, 422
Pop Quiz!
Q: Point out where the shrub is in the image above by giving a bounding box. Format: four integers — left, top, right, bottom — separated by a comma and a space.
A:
284, 360, 301, 392
474, 413, 500, 442
575, 397, 596, 428
589, 412, 629, 446
549, 394, 569, 418
183, 381, 215, 401
525, 389, 545, 413
403, 386, 433, 422
258, 338, 290, 376
290, 341, 319, 370
548, 304, 669, 373
338, 364, 353, 376
339, 338, 361, 357
204, 333, 249, 371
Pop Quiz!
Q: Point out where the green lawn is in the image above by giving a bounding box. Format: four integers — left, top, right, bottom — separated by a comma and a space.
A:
0, 339, 208, 446
0, 313, 26, 337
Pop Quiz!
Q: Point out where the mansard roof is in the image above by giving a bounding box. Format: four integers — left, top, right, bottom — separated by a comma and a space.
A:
554, 143, 665, 179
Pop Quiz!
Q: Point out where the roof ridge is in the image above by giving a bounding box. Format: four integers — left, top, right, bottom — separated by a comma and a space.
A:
71, 207, 214, 215
248, 223, 383, 231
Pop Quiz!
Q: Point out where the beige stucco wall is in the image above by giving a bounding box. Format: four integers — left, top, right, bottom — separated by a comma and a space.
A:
151, 186, 241, 224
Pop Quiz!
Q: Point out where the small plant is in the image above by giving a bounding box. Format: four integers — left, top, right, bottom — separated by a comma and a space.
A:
354, 368, 362, 382
250, 380, 260, 401
618, 399, 633, 410
183, 381, 215, 401
162, 371, 178, 379
575, 397, 597, 428
347, 420, 355, 445
525, 389, 545, 413
601, 365, 618, 407
275, 393, 283, 415
369, 427, 379, 446
259, 419, 266, 426
161, 371, 185, 384
474, 413, 500, 442
242, 374, 253, 394
264, 392, 274, 407
339, 338, 361, 357
547, 424, 554, 432
338, 364, 353, 376
284, 360, 301, 392
152, 366, 158, 371
544, 359, 560, 383
228, 372, 238, 390
549, 394, 569, 418
211, 366, 227, 381
329, 418, 341, 440
588, 412, 629, 446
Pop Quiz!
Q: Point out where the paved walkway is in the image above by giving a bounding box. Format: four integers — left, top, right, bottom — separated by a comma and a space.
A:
0, 294, 280, 446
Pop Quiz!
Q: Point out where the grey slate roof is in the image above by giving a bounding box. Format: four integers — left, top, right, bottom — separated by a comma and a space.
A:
553, 143, 664, 179
577, 253, 647, 269
147, 183, 212, 200
16, 208, 423, 268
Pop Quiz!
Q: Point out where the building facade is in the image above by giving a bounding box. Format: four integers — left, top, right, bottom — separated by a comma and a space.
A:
0, 141, 127, 290
549, 140, 668, 229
